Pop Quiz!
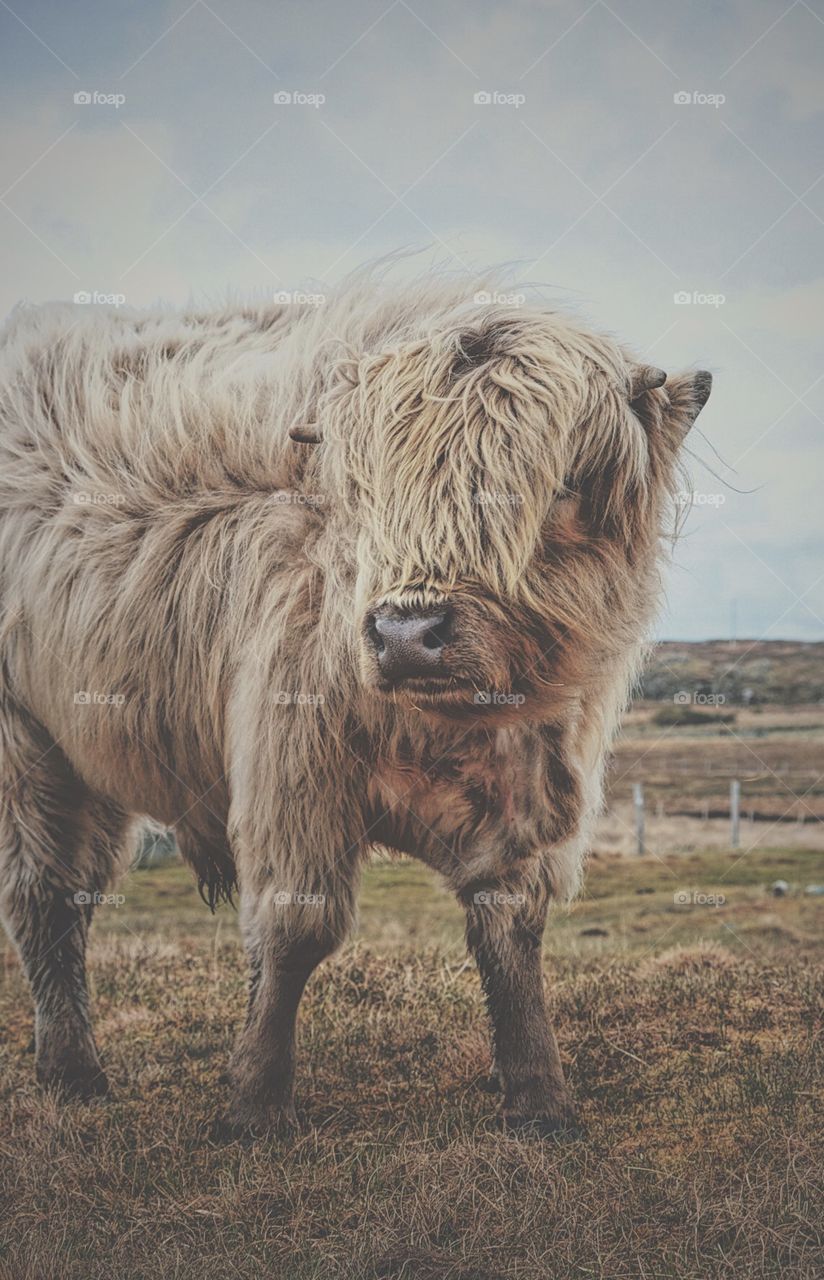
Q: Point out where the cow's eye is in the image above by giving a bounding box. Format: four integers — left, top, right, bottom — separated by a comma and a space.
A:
550, 493, 584, 536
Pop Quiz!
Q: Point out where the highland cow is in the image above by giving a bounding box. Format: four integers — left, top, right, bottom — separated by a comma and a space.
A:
0, 278, 711, 1136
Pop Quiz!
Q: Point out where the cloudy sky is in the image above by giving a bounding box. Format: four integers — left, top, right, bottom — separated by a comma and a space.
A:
2, 0, 823, 640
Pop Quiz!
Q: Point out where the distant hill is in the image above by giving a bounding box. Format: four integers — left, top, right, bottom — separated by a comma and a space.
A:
638, 640, 824, 705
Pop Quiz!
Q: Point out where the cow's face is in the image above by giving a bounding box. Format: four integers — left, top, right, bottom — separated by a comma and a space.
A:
298, 312, 711, 720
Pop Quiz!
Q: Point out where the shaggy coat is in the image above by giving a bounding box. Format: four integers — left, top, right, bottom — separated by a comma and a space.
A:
0, 277, 711, 1132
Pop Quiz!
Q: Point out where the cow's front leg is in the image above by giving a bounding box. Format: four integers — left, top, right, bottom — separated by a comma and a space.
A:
225, 879, 354, 1136
462, 877, 580, 1138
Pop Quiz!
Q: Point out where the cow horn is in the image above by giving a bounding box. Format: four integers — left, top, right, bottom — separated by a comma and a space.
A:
629, 365, 667, 402
288, 423, 322, 444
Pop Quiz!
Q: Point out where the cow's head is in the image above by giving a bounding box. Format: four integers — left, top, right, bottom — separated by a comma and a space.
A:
292, 309, 711, 720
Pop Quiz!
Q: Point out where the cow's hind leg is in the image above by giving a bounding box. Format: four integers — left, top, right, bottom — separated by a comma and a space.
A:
0, 704, 128, 1097
225, 862, 359, 1136
462, 875, 580, 1138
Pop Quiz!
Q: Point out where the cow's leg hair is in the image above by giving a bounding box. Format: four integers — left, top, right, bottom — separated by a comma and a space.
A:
5, 870, 109, 1097
463, 884, 580, 1137
243, 939, 263, 1028
226, 878, 356, 1135
0, 704, 128, 1098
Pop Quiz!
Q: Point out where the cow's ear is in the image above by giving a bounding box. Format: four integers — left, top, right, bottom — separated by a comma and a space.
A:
664, 370, 713, 438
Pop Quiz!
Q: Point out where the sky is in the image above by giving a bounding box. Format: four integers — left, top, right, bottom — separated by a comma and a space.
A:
1, 0, 823, 641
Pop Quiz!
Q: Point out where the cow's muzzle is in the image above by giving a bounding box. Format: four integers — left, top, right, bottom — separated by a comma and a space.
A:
366, 605, 453, 684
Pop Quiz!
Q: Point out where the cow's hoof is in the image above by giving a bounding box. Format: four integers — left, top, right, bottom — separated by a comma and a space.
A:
37, 1059, 110, 1101
502, 1109, 584, 1141
217, 1101, 299, 1143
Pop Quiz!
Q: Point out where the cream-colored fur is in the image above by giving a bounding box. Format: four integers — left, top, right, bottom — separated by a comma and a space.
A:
0, 274, 711, 1122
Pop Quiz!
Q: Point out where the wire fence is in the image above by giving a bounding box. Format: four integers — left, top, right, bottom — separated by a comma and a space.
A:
620, 778, 823, 854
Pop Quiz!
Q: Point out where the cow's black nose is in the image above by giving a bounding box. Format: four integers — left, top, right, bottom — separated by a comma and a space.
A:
369, 609, 452, 681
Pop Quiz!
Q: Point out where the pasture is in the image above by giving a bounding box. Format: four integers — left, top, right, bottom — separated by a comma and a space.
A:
0, 704, 821, 1279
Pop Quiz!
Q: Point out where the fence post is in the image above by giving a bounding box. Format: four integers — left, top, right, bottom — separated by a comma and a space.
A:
730, 779, 740, 848
633, 782, 645, 856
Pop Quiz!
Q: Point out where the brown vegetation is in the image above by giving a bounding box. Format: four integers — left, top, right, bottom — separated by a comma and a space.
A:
1, 845, 821, 1280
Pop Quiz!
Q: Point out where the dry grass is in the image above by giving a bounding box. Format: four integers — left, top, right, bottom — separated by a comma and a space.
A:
607, 702, 824, 829
1, 845, 822, 1280
594, 806, 824, 858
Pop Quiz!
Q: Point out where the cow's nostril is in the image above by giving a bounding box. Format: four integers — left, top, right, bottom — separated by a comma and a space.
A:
422, 617, 450, 650
368, 617, 386, 654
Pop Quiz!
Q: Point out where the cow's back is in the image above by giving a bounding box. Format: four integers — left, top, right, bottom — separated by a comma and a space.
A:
0, 300, 322, 816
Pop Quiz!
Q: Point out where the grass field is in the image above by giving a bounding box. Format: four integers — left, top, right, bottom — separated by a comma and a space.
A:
610, 702, 824, 816
598, 703, 824, 866
1, 837, 822, 1280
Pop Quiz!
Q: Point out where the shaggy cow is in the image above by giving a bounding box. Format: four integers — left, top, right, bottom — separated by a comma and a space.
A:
0, 278, 711, 1136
